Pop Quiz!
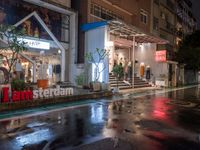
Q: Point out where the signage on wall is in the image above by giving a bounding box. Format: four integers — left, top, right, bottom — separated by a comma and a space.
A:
0, 86, 73, 103
155, 50, 166, 62
18, 38, 50, 50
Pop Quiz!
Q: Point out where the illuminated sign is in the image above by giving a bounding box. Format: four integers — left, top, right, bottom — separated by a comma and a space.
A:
18, 38, 50, 50
0, 86, 73, 103
155, 50, 166, 62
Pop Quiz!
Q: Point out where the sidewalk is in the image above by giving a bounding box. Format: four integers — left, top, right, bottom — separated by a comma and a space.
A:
119, 86, 163, 94
72, 138, 134, 150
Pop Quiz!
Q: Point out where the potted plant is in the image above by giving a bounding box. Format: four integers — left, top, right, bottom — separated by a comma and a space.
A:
37, 61, 48, 89
85, 48, 109, 91
112, 64, 124, 92
75, 73, 85, 88
11, 79, 26, 91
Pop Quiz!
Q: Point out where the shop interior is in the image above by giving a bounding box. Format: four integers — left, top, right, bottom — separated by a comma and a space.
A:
0, 43, 62, 86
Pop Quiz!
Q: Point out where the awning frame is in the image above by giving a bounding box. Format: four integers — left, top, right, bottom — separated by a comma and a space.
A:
108, 20, 169, 44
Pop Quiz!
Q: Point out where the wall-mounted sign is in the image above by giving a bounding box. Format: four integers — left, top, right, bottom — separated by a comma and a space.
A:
155, 50, 166, 62
18, 38, 50, 50
1, 86, 73, 103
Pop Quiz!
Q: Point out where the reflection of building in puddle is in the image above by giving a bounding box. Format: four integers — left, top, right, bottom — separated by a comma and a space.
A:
15, 128, 53, 146
103, 118, 124, 138
103, 102, 124, 138
91, 104, 104, 124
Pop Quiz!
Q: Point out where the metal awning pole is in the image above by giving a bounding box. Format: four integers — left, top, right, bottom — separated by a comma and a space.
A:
132, 36, 135, 88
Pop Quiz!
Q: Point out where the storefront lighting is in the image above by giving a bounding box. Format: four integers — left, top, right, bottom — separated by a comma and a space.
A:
58, 49, 61, 54
155, 50, 166, 62
18, 38, 50, 50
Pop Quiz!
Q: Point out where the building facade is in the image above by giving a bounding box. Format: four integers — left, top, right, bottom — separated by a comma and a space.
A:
151, 0, 178, 86
175, 0, 197, 46
175, 0, 197, 85
72, 0, 179, 87
72, 0, 152, 63
0, 0, 77, 85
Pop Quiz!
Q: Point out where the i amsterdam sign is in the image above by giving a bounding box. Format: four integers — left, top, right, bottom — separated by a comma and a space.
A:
0, 86, 74, 103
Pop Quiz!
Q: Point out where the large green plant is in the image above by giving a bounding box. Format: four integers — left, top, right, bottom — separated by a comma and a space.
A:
0, 24, 27, 82
112, 64, 124, 88
11, 79, 26, 91
176, 30, 200, 71
75, 73, 85, 86
85, 48, 109, 82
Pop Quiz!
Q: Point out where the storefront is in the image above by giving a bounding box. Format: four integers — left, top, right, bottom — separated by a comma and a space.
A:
0, 0, 77, 85
82, 20, 177, 87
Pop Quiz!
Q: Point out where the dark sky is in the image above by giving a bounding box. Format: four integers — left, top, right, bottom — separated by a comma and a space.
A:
191, 0, 200, 29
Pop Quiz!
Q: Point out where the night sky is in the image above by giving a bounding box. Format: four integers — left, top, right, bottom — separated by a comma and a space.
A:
191, 0, 200, 29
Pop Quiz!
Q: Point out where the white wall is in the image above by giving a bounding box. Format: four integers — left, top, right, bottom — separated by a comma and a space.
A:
135, 43, 168, 82
68, 12, 78, 84
85, 26, 109, 83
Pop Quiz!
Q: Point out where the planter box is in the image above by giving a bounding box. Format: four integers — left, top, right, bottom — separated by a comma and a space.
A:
90, 82, 101, 92
37, 79, 48, 89
101, 83, 110, 91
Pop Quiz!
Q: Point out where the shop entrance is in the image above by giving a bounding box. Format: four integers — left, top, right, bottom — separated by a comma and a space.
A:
20, 49, 62, 85
111, 39, 133, 82
168, 62, 177, 87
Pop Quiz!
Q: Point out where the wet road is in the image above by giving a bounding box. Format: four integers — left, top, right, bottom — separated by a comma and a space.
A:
0, 85, 200, 150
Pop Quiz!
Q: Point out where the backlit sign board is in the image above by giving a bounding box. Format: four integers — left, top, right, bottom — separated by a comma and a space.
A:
155, 50, 166, 62
18, 38, 50, 50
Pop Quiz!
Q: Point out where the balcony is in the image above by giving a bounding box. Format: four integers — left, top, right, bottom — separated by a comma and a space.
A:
176, 30, 184, 38
160, 0, 175, 13
160, 19, 175, 34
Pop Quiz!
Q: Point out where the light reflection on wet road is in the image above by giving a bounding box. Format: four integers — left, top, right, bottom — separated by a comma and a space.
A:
0, 85, 200, 150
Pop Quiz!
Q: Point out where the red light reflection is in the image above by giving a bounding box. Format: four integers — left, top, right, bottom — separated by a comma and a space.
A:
151, 97, 175, 125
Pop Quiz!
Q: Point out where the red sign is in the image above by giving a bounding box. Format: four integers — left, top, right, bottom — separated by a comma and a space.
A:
155, 50, 166, 62
2, 87, 33, 103
0, 86, 74, 103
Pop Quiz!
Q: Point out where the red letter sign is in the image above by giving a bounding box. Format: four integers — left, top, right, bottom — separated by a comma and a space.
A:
2, 87, 9, 103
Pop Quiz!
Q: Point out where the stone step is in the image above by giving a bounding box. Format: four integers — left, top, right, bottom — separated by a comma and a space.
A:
109, 73, 152, 89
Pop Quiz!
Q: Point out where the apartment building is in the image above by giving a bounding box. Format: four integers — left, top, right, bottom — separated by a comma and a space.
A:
176, 0, 197, 46
151, 0, 176, 58
72, 0, 152, 63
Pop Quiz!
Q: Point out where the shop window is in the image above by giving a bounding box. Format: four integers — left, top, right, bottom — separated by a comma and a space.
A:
101, 8, 107, 20
153, 17, 159, 30
140, 9, 148, 24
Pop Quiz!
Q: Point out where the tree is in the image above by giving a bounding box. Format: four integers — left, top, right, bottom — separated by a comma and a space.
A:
85, 48, 109, 82
112, 64, 124, 89
176, 30, 200, 70
0, 24, 27, 81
